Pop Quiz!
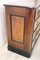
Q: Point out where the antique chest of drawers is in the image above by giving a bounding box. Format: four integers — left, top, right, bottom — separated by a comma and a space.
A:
4, 2, 40, 57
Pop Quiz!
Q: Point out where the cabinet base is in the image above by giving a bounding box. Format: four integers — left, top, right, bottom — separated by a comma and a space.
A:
8, 45, 31, 58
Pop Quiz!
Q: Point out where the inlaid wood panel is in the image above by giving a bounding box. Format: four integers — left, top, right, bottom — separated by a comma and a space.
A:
11, 15, 24, 43
4, 5, 36, 57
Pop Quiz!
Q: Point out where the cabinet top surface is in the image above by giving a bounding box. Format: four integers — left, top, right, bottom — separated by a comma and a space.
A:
4, 0, 37, 8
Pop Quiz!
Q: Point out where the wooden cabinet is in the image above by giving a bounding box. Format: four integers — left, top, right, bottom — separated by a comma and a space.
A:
4, 5, 36, 57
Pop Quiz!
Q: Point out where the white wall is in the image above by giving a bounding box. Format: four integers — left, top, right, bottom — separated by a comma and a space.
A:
0, 0, 40, 48
0, 0, 18, 48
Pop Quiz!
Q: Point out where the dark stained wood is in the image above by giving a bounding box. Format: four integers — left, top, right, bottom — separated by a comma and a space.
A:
4, 4, 35, 9
4, 5, 36, 57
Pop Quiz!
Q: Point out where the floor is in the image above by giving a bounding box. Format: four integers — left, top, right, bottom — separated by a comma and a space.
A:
0, 37, 40, 60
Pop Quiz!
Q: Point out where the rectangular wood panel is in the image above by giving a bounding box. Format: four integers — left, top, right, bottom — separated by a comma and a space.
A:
4, 5, 36, 57
11, 15, 24, 43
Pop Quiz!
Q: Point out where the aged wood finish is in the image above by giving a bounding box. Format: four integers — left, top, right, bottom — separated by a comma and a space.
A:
4, 5, 36, 57
11, 15, 24, 43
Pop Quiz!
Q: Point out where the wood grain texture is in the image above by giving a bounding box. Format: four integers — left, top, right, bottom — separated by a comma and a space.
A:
5, 6, 36, 53
11, 15, 24, 43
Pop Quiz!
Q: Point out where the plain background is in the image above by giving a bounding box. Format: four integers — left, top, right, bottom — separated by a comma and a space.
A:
0, 0, 17, 48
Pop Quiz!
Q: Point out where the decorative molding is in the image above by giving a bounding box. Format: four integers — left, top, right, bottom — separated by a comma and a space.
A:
10, 14, 26, 44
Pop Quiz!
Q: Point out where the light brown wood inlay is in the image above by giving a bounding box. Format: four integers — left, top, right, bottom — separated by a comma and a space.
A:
11, 15, 24, 43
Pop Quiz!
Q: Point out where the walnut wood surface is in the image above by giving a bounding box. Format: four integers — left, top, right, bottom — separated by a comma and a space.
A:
12, 15, 24, 43
5, 6, 36, 52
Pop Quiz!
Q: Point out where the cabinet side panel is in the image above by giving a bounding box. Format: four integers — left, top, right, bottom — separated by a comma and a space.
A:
25, 8, 36, 52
